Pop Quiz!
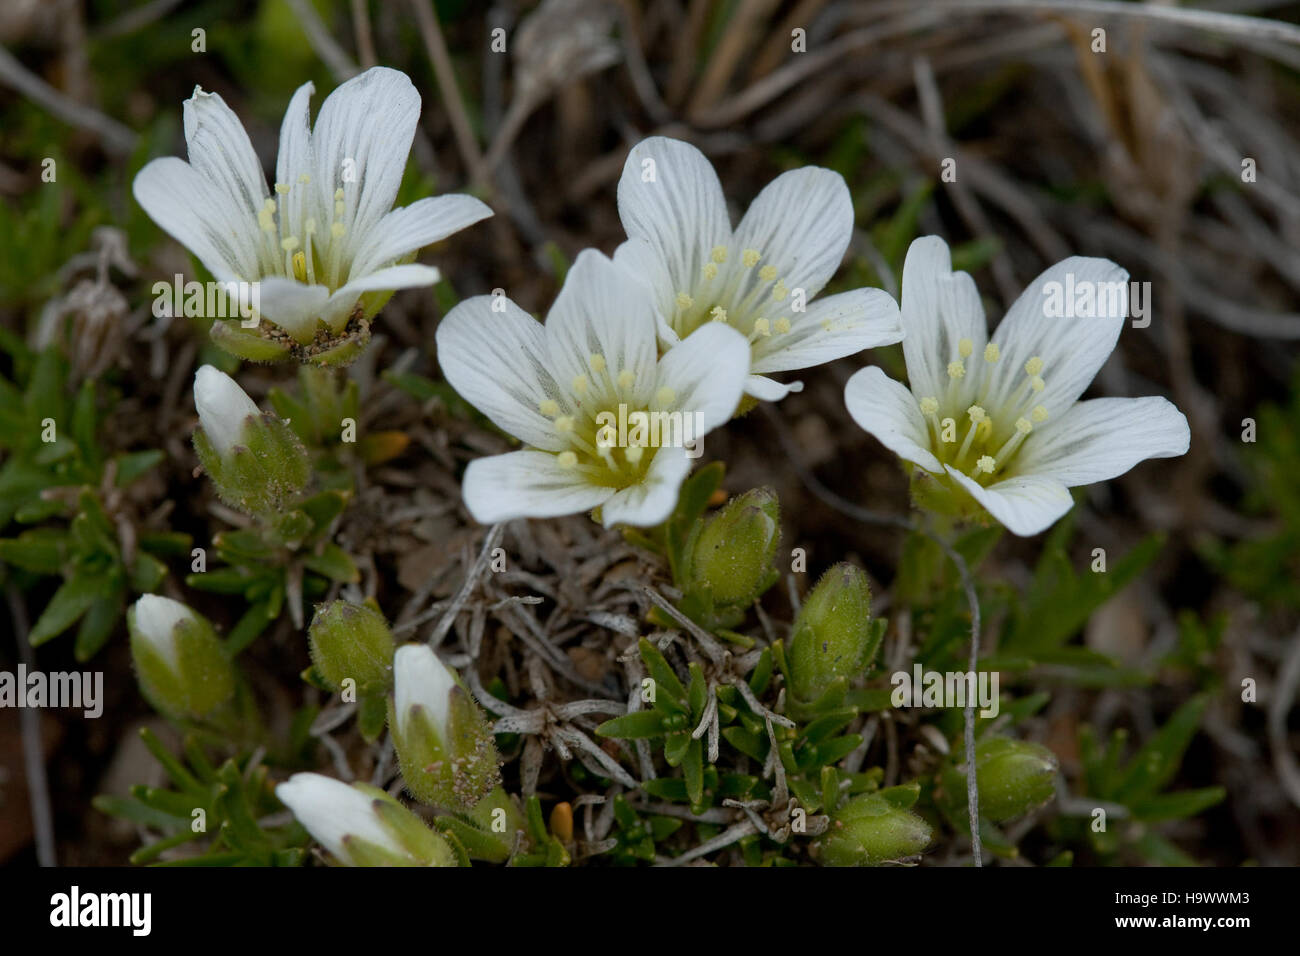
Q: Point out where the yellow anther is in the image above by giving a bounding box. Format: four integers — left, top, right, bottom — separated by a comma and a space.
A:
539, 399, 560, 417
263, 198, 277, 212
919, 397, 939, 415
976, 455, 996, 474
1015, 417, 1033, 434
947, 360, 966, 380
334, 188, 345, 201
711, 245, 728, 264
968, 405, 986, 423
334, 200, 345, 218
984, 343, 1000, 362
774, 317, 791, 334
759, 265, 778, 282
742, 249, 761, 267
710, 306, 728, 322
752, 318, 771, 337
557, 451, 578, 468
1031, 376, 1045, 392
274, 182, 291, 195
291, 250, 307, 282
624, 445, 645, 464
571, 375, 588, 395
280, 236, 300, 252
331, 222, 346, 238
772, 281, 788, 301
617, 369, 636, 389
555, 415, 575, 433
588, 354, 607, 373
703, 263, 719, 280
655, 386, 676, 407
1024, 356, 1044, 376
257, 208, 275, 232
958, 338, 973, 358
675, 292, 694, 310
1031, 405, 1049, 423
298, 173, 311, 184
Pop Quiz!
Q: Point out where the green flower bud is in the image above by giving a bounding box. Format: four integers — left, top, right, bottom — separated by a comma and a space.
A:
817, 792, 932, 866
308, 601, 395, 696
193, 365, 310, 517
688, 486, 780, 606
944, 737, 1059, 823
128, 594, 236, 719
788, 563, 877, 703
276, 772, 457, 867
390, 644, 501, 811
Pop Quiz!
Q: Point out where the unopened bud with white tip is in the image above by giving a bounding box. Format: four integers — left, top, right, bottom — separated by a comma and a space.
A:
128, 594, 235, 720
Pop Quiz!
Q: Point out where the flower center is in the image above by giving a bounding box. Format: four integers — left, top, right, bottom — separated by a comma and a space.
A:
536, 352, 679, 488
254, 177, 352, 290
669, 244, 805, 351
918, 346, 1050, 485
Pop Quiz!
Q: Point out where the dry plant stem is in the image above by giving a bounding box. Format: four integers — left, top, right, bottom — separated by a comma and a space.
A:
7, 586, 56, 866
409, 0, 485, 181
427, 523, 504, 648
283, 0, 359, 79
760, 405, 985, 865
0, 45, 136, 154
350, 0, 377, 69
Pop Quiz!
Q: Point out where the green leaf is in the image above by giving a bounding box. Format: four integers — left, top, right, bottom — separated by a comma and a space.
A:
28, 573, 109, 646
1116, 695, 1210, 803
596, 710, 669, 740
0, 528, 69, 573
1128, 787, 1225, 823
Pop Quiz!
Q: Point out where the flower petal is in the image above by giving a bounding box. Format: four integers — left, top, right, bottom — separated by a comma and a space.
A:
599, 444, 692, 527
435, 294, 566, 451
744, 374, 803, 401
318, 263, 441, 331
133, 158, 252, 281
350, 194, 494, 278
985, 256, 1128, 417
545, 249, 659, 405
256, 277, 330, 342
1015, 396, 1190, 487
461, 450, 613, 523
845, 365, 943, 473
655, 321, 750, 431
311, 67, 421, 258
617, 137, 731, 305
183, 87, 268, 222
732, 167, 853, 299
751, 287, 902, 374
275, 81, 317, 237
944, 466, 1074, 536
898, 236, 987, 406
612, 237, 680, 347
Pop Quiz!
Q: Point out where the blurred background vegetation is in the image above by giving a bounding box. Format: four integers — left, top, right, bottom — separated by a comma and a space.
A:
0, 0, 1298, 865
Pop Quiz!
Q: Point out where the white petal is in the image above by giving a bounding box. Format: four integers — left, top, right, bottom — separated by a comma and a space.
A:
732, 166, 853, 299
985, 256, 1128, 417
393, 644, 456, 741
655, 322, 750, 431
612, 237, 680, 347
275, 773, 398, 865
1015, 396, 1190, 487
944, 466, 1074, 537
311, 67, 421, 256
545, 249, 659, 404
617, 137, 731, 303
844, 366, 942, 473
131, 594, 192, 671
435, 296, 566, 451
898, 236, 987, 406
183, 87, 268, 221
744, 374, 803, 401
350, 195, 493, 277
600, 445, 692, 527
320, 263, 441, 331
276, 81, 317, 237
461, 450, 613, 523
193, 365, 260, 456
751, 287, 902, 374
133, 158, 252, 281
256, 277, 330, 342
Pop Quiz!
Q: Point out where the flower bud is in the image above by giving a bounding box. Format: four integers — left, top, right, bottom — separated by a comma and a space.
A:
788, 563, 877, 703
945, 737, 1059, 823
817, 792, 932, 866
192, 365, 310, 516
128, 594, 236, 719
275, 772, 456, 867
308, 601, 395, 696
390, 644, 501, 810
688, 486, 780, 606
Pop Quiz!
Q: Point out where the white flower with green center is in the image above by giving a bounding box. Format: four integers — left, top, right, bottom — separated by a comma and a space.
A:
436, 248, 750, 526
133, 67, 492, 347
845, 236, 1190, 536
613, 136, 903, 402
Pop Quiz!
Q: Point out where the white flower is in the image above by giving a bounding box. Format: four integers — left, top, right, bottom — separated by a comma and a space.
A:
844, 236, 1190, 536
613, 136, 903, 401
436, 248, 750, 527
393, 644, 456, 742
130, 594, 193, 672
193, 365, 259, 456
133, 67, 492, 344
275, 773, 405, 866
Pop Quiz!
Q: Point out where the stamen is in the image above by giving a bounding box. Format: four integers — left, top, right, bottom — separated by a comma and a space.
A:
919, 397, 939, 416
710, 246, 728, 264
617, 369, 636, 389
1024, 356, 1044, 376
571, 376, 588, 395
703, 263, 719, 280
539, 399, 560, 417
676, 292, 694, 310
557, 451, 578, 468
1031, 405, 1049, 423
297, 173, 311, 184
984, 343, 1000, 363
331, 222, 346, 238
291, 250, 308, 282
655, 386, 676, 407
554, 415, 575, 434
947, 360, 966, 380
274, 182, 290, 195
280, 237, 300, 251
742, 249, 761, 267
588, 354, 606, 373
710, 306, 728, 323
759, 265, 778, 282
772, 281, 788, 301
774, 318, 791, 334
750, 318, 771, 340
993, 417, 1033, 468
958, 338, 973, 359
975, 455, 996, 475
624, 445, 645, 465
